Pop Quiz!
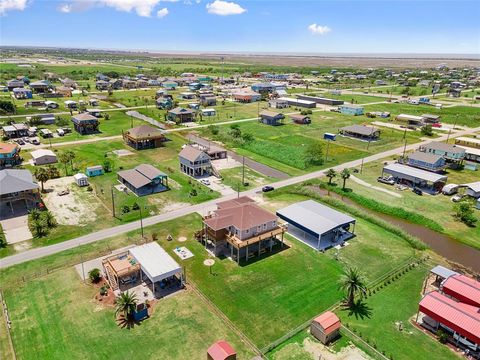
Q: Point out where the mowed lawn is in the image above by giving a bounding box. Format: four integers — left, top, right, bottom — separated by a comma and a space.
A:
3, 269, 255, 360
336, 264, 459, 360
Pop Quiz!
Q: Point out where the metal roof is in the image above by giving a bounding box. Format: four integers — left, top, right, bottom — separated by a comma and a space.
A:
462, 181, 480, 193
0, 169, 38, 195
129, 242, 181, 284
340, 124, 379, 136
276, 200, 355, 237
383, 163, 447, 183
313, 311, 341, 335
442, 274, 480, 307
408, 151, 444, 164
430, 265, 458, 280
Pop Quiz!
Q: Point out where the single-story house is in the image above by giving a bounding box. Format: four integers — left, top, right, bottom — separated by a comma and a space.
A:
0, 142, 21, 168
95, 80, 110, 90
74, 173, 89, 187
407, 151, 446, 172
457, 146, 480, 163
201, 108, 216, 117
39, 129, 53, 138
13, 88, 32, 99
259, 110, 284, 126
200, 95, 217, 106
421, 114, 441, 124
232, 90, 261, 103
178, 145, 211, 178
395, 114, 425, 127
207, 340, 236, 360
297, 94, 344, 106
382, 163, 447, 193
60, 78, 77, 89
290, 114, 311, 124
162, 81, 178, 90
167, 107, 195, 123
463, 181, 480, 199
56, 86, 73, 97
276, 200, 356, 251
64, 100, 77, 109
268, 99, 289, 109
311, 311, 341, 344
71, 113, 99, 135
0, 169, 40, 214
277, 97, 316, 108
122, 79, 136, 89
180, 92, 196, 100
86, 109, 101, 117
197, 196, 286, 262
117, 164, 168, 196
122, 125, 166, 150
31, 149, 57, 165
89, 98, 99, 106
454, 137, 480, 150
251, 82, 276, 93
339, 105, 364, 116
2, 123, 28, 138
29, 113, 55, 125
339, 124, 380, 141
86, 165, 104, 177
25, 100, 46, 108
29, 80, 51, 93
7, 79, 24, 91
156, 97, 173, 110
420, 142, 465, 163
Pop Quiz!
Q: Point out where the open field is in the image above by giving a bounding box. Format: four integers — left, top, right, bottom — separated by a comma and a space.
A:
311, 92, 390, 104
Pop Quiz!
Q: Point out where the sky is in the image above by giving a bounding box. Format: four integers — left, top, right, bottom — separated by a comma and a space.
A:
1, 0, 479, 55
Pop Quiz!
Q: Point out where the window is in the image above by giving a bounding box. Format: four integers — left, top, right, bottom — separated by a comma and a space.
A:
263, 223, 267, 230
246, 229, 249, 234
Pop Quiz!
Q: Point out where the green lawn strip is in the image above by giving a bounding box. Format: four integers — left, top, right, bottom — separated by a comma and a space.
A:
219, 166, 277, 191
337, 264, 459, 360
0, 292, 14, 360
3, 268, 255, 360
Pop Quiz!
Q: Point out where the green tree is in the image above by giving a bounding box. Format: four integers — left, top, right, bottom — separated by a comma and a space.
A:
43, 211, 57, 228
0, 100, 16, 115
65, 150, 76, 172
326, 169, 337, 185
454, 201, 477, 227
46, 165, 60, 179
0, 226, 6, 248
58, 152, 70, 175
228, 124, 241, 138
341, 168, 351, 190
421, 124, 434, 136
88, 268, 102, 283
31, 219, 48, 238
103, 159, 112, 172
34, 167, 50, 192
115, 291, 138, 320
28, 208, 42, 221
305, 143, 324, 166
339, 267, 367, 307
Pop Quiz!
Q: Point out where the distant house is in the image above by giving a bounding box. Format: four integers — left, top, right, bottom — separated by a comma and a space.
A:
259, 110, 284, 126
44, 101, 59, 109
86, 109, 101, 117
421, 114, 441, 124
297, 95, 344, 106
25, 100, 46, 108
56, 86, 72, 97
29, 80, 51, 93
95, 80, 110, 90
109, 79, 123, 90
199, 95, 217, 106
86, 165, 104, 177
122, 125, 166, 150
0, 169, 40, 214
232, 90, 261, 103
147, 79, 161, 87
31, 149, 57, 166
7, 79, 24, 91
2, 123, 28, 138
339, 124, 380, 141
201, 108, 216, 117
290, 114, 311, 124
60, 78, 77, 89
407, 151, 446, 172
268, 99, 289, 109
13, 88, 32, 99
311, 311, 341, 345
197, 196, 285, 262
339, 105, 364, 116
167, 107, 195, 123
122, 79, 136, 89
375, 80, 388, 86
207, 340, 236, 360
71, 113, 99, 135
64, 100, 78, 109
278, 97, 316, 108
420, 142, 465, 163
180, 92, 196, 100
0, 143, 21, 168
395, 113, 425, 127
74, 173, 88, 187
162, 81, 178, 90
178, 145, 211, 178
251, 82, 276, 93
96, 73, 109, 81
156, 97, 173, 110
455, 137, 480, 150
117, 164, 168, 196
447, 88, 461, 98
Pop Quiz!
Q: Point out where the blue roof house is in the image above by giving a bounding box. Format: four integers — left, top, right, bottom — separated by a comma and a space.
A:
86, 165, 104, 177
339, 105, 364, 116
13, 88, 32, 99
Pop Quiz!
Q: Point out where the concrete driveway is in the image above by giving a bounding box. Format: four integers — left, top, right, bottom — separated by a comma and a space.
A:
0, 215, 32, 244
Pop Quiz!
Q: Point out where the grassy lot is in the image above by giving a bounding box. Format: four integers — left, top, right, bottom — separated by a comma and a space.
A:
336, 263, 459, 360
199, 110, 426, 176
309, 92, 389, 104
369, 85, 442, 97
220, 166, 276, 192
364, 103, 480, 127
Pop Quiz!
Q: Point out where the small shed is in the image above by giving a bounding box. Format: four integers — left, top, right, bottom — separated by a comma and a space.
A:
31, 149, 57, 165
207, 340, 236, 360
310, 311, 341, 344
202, 108, 216, 117
86, 165, 104, 177
74, 173, 89, 187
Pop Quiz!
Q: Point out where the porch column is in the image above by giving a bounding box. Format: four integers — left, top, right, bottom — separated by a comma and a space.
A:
258, 240, 261, 256
245, 245, 248, 262
352, 222, 356, 234
152, 281, 155, 295
230, 244, 233, 260
237, 247, 240, 264
281, 231, 284, 248
317, 235, 321, 250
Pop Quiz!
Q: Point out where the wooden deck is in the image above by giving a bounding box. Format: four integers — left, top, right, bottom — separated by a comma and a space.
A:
226, 225, 286, 249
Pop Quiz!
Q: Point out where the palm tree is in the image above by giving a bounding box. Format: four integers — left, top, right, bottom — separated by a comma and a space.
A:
46, 165, 59, 179
339, 267, 367, 307
34, 167, 50, 192
115, 291, 138, 320
326, 169, 337, 185
44, 211, 57, 228
28, 208, 41, 221
65, 150, 76, 173
58, 152, 69, 176
340, 168, 351, 190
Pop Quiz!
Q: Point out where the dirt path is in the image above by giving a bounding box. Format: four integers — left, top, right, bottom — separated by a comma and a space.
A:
350, 175, 402, 198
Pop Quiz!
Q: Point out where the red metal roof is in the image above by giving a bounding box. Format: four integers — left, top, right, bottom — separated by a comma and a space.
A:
442, 274, 480, 307
313, 311, 341, 335
419, 291, 480, 344
207, 340, 236, 360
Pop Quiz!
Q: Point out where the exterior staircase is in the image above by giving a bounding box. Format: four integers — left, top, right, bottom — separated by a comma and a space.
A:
103, 263, 119, 291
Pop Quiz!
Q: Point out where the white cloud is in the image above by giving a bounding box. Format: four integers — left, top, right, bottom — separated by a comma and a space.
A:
0, 0, 28, 15
58, 4, 72, 13
308, 23, 331, 35
58, 0, 161, 17
206, 0, 245, 16
156, 7, 168, 17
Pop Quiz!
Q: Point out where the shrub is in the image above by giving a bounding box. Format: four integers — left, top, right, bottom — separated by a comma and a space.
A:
131, 202, 140, 211
122, 205, 130, 214
86, 186, 93, 192
437, 329, 448, 344
88, 268, 102, 283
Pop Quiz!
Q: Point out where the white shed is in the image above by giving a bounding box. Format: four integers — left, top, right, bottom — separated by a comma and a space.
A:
73, 173, 88, 187
31, 149, 57, 165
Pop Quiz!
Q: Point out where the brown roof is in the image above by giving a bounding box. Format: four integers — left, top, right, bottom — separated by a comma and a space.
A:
0, 142, 20, 155
168, 107, 194, 115
313, 311, 341, 335
259, 110, 282, 118
205, 197, 277, 231
290, 114, 309, 121
126, 125, 164, 139
72, 113, 98, 122
117, 164, 166, 189
179, 145, 209, 162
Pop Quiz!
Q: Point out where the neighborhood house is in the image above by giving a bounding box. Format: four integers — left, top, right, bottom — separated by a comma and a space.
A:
117, 164, 169, 196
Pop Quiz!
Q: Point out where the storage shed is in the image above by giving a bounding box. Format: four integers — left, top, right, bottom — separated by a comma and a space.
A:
31, 149, 57, 165
207, 340, 236, 360
86, 165, 104, 177
310, 311, 341, 344
74, 173, 89, 187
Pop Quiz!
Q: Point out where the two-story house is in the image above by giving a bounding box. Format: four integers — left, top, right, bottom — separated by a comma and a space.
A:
407, 151, 446, 173
420, 142, 465, 164
197, 197, 286, 263
178, 145, 211, 178
0, 142, 21, 168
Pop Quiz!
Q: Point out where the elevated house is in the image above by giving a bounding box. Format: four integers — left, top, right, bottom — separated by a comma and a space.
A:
197, 196, 286, 263
421, 114, 441, 125
0, 142, 21, 168
395, 114, 425, 128
199, 94, 217, 106
156, 96, 173, 110
407, 151, 446, 172
117, 164, 168, 196
2, 123, 28, 139
290, 114, 311, 124
122, 79, 137, 89
167, 107, 195, 123
13, 88, 32, 99
122, 125, 166, 150
259, 110, 284, 126
56, 86, 73, 97
64, 100, 78, 110
71, 113, 99, 135
232, 89, 261, 103
0, 169, 40, 214
29, 80, 51, 93
178, 145, 211, 177
7, 79, 24, 91
109, 79, 123, 90
162, 81, 178, 90
339, 124, 380, 141
95, 80, 110, 90
60, 78, 77, 89
420, 142, 465, 164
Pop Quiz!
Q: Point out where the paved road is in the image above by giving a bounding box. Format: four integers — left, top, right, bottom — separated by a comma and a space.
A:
2, 125, 479, 269
186, 134, 290, 179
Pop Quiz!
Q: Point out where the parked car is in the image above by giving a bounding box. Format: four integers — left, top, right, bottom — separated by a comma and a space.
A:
57, 128, 65, 136
451, 194, 464, 202
412, 187, 423, 196
200, 179, 210, 186
330, 108, 340, 113
262, 185, 274, 192
57, 189, 70, 196
377, 176, 395, 185
31, 137, 40, 145
431, 123, 442, 128
15, 138, 25, 145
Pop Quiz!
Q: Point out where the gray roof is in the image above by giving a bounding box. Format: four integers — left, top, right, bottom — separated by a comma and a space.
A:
424, 141, 465, 155
463, 181, 480, 193
408, 151, 443, 164
179, 145, 209, 162
168, 107, 194, 115
276, 200, 355, 237
430, 265, 458, 280
383, 163, 448, 183
87, 165, 103, 171
340, 124, 379, 136
117, 164, 166, 189
0, 169, 38, 195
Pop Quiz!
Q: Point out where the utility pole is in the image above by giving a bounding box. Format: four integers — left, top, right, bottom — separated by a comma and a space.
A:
360, 158, 365, 174
325, 139, 331, 163
139, 206, 144, 239
242, 156, 245, 185
111, 186, 116, 218
402, 136, 408, 159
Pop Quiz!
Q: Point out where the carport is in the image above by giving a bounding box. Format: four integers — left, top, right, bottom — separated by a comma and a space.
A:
276, 200, 356, 251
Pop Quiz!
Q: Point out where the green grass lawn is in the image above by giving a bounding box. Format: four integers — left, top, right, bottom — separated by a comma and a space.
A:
310, 92, 389, 104
336, 263, 459, 360
220, 166, 277, 192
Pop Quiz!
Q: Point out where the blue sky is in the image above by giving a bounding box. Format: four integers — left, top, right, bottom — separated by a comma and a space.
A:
1, 0, 479, 54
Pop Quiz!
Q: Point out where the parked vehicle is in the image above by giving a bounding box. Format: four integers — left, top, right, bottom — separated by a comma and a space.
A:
200, 179, 210, 186
330, 108, 340, 113
15, 138, 25, 145
451, 194, 464, 202
442, 184, 459, 195
262, 185, 274, 192
412, 187, 423, 196
431, 123, 442, 128
57, 189, 70, 196
57, 128, 65, 136
377, 176, 395, 185
31, 137, 40, 145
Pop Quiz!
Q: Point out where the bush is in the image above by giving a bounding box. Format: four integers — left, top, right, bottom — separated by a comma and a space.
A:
131, 202, 140, 211
122, 205, 130, 214
88, 268, 102, 283
437, 329, 448, 344
208, 125, 219, 135
86, 186, 93, 192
